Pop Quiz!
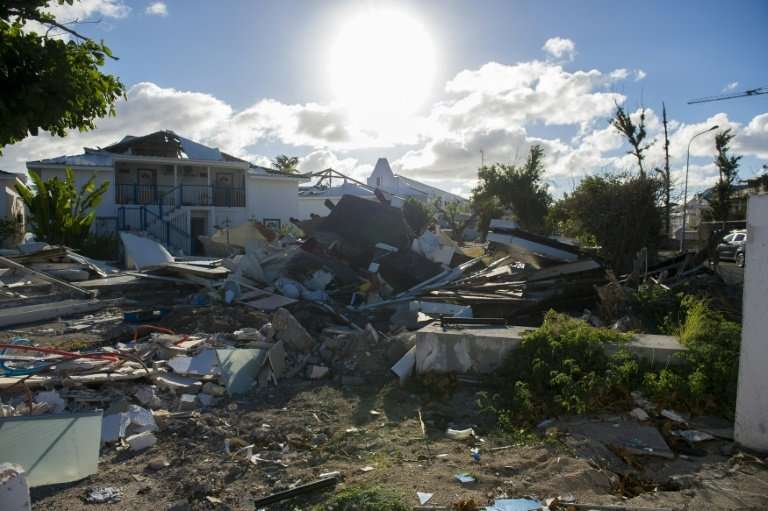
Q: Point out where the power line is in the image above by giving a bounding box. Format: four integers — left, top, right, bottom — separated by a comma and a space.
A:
688, 87, 768, 105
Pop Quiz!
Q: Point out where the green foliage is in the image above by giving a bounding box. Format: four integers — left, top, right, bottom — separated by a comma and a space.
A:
0, 215, 22, 243
316, 486, 408, 511
272, 154, 300, 173
402, 197, 434, 235
548, 173, 661, 272
79, 233, 119, 260
434, 198, 473, 241
0, 1, 125, 151
480, 312, 637, 421
15, 168, 109, 248
481, 299, 741, 431
471, 145, 552, 233
708, 129, 742, 223
612, 104, 653, 177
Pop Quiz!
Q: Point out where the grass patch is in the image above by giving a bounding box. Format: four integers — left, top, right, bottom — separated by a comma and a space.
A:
315, 485, 408, 511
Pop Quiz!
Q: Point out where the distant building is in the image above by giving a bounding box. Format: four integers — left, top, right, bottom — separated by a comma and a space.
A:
26, 130, 306, 254
0, 170, 26, 247
298, 157, 467, 219
366, 158, 467, 204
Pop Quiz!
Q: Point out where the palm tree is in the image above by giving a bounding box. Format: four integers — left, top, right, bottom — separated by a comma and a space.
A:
272, 154, 300, 173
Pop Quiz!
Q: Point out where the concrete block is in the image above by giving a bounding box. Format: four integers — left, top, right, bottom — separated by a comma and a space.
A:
126, 431, 157, 452
0, 464, 31, 511
414, 322, 686, 374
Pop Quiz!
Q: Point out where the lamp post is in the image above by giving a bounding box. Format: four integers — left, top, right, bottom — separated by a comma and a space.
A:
680, 125, 719, 253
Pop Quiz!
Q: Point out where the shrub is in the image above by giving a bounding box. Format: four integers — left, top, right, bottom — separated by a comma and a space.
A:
79, 234, 120, 261
480, 311, 638, 421
482, 299, 742, 429
316, 486, 408, 511
402, 197, 434, 235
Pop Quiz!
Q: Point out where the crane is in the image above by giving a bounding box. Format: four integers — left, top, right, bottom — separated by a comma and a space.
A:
688, 87, 768, 104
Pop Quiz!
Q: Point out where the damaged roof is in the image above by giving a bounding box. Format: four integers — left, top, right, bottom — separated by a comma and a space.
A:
28, 130, 250, 167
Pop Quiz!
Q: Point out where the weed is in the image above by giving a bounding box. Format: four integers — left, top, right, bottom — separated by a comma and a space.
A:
316, 485, 408, 511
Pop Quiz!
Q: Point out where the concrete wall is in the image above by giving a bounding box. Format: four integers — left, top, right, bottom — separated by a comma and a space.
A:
735, 193, 768, 452
246, 177, 299, 228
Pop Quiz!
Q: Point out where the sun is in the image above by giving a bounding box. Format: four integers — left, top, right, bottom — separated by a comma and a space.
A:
330, 8, 435, 123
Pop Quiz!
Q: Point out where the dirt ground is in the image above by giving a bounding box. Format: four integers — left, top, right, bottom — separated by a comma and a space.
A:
3, 286, 766, 511
25, 377, 768, 511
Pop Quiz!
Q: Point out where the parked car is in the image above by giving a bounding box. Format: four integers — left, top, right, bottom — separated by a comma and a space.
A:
716, 230, 747, 267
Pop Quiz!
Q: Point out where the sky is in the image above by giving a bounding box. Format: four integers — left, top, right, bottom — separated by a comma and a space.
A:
2, 0, 767, 198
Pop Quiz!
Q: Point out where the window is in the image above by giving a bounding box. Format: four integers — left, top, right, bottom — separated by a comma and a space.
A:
376, 177, 382, 187
263, 218, 281, 231
723, 234, 735, 242
733, 234, 745, 242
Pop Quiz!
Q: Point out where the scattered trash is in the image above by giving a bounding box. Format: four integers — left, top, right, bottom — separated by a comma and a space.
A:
630, 408, 650, 421
672, 430, 716, 443
84, 486, 123, 504
661, 409, 688, 424
446, 427, 475, 440
470, 447, 481, 462
417, 491, 433, 505
483, 498, 542, 511
454, 472, 476, 484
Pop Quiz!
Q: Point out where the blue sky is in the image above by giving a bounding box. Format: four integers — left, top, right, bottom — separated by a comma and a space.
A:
2, 0, 767, 197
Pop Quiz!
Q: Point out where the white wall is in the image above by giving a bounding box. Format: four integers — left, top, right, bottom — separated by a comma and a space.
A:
36, 167, 116, 218
735, 193, 768, 452
246, 177, 299, 227
298, 196, 337, 219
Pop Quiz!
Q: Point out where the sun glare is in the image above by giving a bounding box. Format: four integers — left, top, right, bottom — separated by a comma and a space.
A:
330, 8, 435, 124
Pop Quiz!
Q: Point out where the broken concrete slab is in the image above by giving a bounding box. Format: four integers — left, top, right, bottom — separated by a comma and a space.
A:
272, 307, 314, 351
559, 417, 675, 459
167, 349, 218, 376
153, 373, 203, 393
126, 431, 157, 451
216, 349, 270, 395
0, 298, 120, 328
414, 322, 686, 374
0, 412, 102, 487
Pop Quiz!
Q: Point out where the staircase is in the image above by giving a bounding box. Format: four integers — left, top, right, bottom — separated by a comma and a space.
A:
117, 186, 192, 255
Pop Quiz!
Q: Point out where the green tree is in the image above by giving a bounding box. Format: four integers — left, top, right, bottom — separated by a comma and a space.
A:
272, 154, 300, 173
471, 145, 552, 233
15, 168, 109, 248
0, 0, 125, 151
708, 129, 741, 223
612, 104, 653, 178
434, 199, 474, 242
549, 174, 661, 271
402, 197, 434, 235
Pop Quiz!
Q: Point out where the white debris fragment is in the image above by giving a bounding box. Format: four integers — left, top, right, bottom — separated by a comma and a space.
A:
630, 408, 650, 421
34, 390, 66, 414
126, 431, 157, 452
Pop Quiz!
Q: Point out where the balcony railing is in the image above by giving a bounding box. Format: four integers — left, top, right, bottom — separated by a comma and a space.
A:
116, 184, 245, 207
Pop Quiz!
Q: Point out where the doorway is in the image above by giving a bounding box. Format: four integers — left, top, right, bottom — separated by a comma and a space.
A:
215, 172, 233, 206
190, 211, 208, 255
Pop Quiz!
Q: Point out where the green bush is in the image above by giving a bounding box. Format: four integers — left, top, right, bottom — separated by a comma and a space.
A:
645, 296, 741, 417
316, 486, 408, 511
79, 234, 120, 260
481, 300, 742, 427
480, 312, 639, 421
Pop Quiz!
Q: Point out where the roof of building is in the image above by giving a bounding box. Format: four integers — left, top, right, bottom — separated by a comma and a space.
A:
28, 130, 253, 168
299, 181, 375, 198
0, 169, 27, 182
249, 165, 308, 180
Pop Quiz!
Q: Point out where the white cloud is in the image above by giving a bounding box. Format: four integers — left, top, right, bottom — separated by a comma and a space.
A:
23, 0, 130, 37
635, 69, 647, 81
145, 2, 168, 17
1, 45, 766, 200
735, 113, 768, 159
722, 81, 739, 92
542, 37, 576, 61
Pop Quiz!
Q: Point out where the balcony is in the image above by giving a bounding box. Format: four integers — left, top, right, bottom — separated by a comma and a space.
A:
116, 184, 245, 207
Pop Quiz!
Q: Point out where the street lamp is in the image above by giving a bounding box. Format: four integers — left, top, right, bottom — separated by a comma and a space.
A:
680, 124, 719, 253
